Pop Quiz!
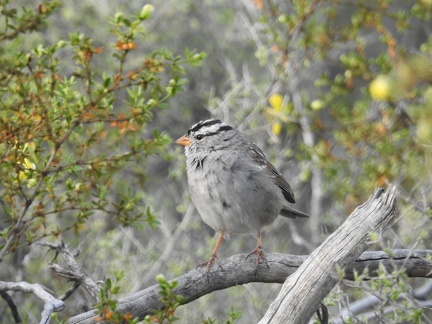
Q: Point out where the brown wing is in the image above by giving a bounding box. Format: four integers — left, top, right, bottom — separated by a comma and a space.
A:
248, 143, 296, 204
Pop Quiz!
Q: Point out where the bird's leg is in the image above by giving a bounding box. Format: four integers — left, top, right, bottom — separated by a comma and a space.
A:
246, 230, 269, 269
197, 232, 225, 272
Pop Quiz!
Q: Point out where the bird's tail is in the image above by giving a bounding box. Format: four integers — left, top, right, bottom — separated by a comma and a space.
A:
280, 206, 310, 219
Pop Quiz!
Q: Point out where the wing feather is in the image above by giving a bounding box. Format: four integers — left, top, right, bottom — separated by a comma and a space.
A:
248, 143, 295, 204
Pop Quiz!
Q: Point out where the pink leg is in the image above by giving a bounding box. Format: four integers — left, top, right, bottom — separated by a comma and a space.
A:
198, 232, 225, 272
246, 230, 269, 269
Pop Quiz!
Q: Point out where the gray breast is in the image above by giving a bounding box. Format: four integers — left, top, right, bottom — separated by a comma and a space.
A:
186, 150, 282, 235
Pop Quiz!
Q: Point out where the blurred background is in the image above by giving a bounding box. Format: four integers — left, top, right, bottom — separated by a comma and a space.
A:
1, 0, 432, 323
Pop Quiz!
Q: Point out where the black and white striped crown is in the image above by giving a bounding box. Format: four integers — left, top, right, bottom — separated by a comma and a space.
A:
188, 119, 234, 137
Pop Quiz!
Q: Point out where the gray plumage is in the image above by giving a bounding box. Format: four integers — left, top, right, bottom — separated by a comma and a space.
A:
179, 119, 309, 238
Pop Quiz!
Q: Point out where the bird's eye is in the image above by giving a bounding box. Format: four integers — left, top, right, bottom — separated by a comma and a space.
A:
196, 134, 204, 140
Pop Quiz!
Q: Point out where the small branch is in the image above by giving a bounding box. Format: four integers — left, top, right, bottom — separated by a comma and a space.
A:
0, 16, 43, 42
338, 298, 432, 324
0, 144, 59, 262
413, 280, 432, 300
59, 282, 81, 301
38, 241, 99, 303
66, 248, 432, 324
0, 281, 64, 324
335, 278, 432, 323
0, 291, 22, 323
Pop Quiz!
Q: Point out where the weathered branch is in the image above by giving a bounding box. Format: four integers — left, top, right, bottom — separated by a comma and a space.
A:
0, 281, 64, 324
38, 241, 100, 303
0, 291, 22, 323
66, 187, 422, 324
67, 248, 432, 324
259, 186, 399, 323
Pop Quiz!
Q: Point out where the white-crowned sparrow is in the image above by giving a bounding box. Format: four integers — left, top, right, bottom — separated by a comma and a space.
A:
176, 119, 309, 271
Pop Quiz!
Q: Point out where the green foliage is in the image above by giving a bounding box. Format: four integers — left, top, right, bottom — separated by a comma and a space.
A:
144, 274, 185, 323
203, 306, 242, 324
93, 271, 139, 323
0, 2, 206, 257
0, 0, 60, 42
259, 0, 432, 207
341, 264, 425, 323
1, 0, 432, 323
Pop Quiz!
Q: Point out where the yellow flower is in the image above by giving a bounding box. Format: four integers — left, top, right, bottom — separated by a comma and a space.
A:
269, 93, 283, 110
18, 158, 36, 181
272, 122, 282, 136
369, 75, 392, 101
23, 158, 36, 170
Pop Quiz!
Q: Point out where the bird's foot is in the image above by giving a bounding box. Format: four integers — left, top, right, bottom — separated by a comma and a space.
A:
246, 245, 269, 269
197, 254, 223, 273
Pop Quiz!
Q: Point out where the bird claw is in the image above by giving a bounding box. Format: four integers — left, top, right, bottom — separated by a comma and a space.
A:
197, 254, 223, 273
246, 245, 269, 270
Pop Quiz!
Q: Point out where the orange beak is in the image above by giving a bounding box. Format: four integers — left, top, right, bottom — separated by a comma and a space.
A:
175, 135, 191, 146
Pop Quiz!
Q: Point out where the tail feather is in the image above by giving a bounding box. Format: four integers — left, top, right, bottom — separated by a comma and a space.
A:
280, 206, 310, 219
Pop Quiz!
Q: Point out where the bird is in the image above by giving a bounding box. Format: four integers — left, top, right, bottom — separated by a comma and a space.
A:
176, 119, 309, 272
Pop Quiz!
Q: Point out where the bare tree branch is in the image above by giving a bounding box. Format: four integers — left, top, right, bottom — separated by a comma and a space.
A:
47, 187, 426, 324
337, 298, 432, 324
0, 281, 64, 324
0, 291, 22, 323
334, 276, 432, 323
66, 248, 432, 324
59, 282, 81, 301
413, 280, 432, 300
259, 186, 399, 323
38, 241, 99, 303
